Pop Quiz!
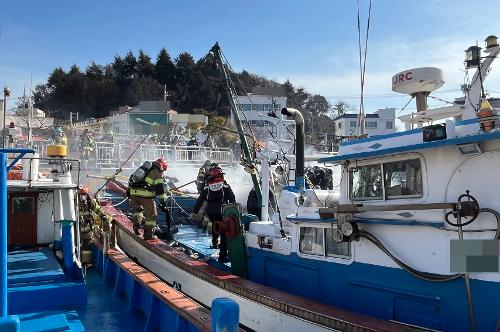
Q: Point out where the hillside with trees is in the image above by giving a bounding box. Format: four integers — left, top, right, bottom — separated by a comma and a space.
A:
34, 48, 345, 143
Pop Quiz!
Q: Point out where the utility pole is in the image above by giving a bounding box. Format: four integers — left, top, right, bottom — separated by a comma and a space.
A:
69, 112, 79, 126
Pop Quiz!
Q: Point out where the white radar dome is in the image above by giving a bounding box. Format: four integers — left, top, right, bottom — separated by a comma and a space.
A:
392, 67, 444, 95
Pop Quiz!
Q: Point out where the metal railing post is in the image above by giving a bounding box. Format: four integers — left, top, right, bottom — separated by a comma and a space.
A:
0, 151, 19, 330
117, 144, 122, 167
0, 152, 7, 317
94, 142, 98, 167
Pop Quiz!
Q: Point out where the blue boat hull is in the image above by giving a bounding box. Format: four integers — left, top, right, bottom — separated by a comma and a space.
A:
247, 247, 499, 332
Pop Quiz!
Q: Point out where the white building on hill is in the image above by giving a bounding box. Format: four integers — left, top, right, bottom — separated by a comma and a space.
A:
234, 86, 294, 141
334, 107, 396, 137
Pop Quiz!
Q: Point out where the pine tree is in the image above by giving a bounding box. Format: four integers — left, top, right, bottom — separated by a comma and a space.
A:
122, 51, 137, 79
47, 67, 67, 91
154, 48, 176, 88
137, 50, 155, 78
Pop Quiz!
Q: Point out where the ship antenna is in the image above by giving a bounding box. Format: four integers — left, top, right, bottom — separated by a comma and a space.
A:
356, 0, 372, 137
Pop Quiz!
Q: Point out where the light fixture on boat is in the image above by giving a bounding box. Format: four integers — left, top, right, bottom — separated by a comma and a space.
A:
465, 46, 481, 68
340, 221, 357, 237
456, 143, 482, 155
423, 123, 447, 142
332, 228, 346, 243
485, 35, 499, 49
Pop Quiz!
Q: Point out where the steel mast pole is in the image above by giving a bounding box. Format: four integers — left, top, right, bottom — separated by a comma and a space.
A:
2, 88, 9, 149
211, 43, 262, 205
0, 152, 6, 317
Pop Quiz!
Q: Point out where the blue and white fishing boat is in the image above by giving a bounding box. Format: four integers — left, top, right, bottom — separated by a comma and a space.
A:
0, 145, 239, 332
70, 36, 500, 332
242, 36, 500, 332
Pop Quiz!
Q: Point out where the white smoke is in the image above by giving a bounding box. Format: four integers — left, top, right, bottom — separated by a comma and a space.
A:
166, 164, 254, 205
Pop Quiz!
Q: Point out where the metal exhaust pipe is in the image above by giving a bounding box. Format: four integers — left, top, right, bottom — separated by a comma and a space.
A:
280, 108, 305, 189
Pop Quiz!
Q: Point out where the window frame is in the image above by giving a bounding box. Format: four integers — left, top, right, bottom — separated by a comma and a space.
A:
11, 196, 35, 214
298, 225, 352, 261
383, 158, 423, 200
349, 163, 385, 201
386, 121, 393, 129
349, 120, 357, 128
347, 154, 426, 202
365, 120, 378, 128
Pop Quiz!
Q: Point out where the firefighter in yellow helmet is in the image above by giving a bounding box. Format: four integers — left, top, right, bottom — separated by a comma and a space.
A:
128, 158, 169, 240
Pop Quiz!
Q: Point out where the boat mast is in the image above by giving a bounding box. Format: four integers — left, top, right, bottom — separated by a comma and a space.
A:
356, 0, 372, 137
211, 43, 262, 205
28, 75, 33, 148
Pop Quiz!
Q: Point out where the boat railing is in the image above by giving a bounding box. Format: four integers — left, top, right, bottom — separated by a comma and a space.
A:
6, 155, 81, 188
14, 140, 52, 159
93, 142, 236, 169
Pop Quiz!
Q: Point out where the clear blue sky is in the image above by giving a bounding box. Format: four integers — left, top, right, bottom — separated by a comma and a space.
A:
2, 0, 500, 118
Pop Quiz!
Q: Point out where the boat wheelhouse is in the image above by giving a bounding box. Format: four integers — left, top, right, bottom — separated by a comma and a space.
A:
242, 36, 500, 332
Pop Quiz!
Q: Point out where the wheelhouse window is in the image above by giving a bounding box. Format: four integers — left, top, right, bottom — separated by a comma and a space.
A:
299, 227, 351, 259
383, 159, 422, 199
365, 121, 378, 128
325, 228, 351, 257
350, 120, 357, 128
349, 164, 383, 200
349, 158, 423, 201
299, 227, 323, 256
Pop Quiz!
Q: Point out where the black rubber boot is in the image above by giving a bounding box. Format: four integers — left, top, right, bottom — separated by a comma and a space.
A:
218, 253, 228, 263
143, 226, 156, 240
133, 225, 140, 235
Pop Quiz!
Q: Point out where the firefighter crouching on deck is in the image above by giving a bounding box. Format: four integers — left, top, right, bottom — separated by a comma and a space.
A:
128, 158, 169, 240
78, 186, 94, 264
192, 166, 235, 262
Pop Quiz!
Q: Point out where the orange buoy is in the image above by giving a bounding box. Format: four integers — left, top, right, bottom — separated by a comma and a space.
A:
478, 98, 495, 132
7, 170, 23, 180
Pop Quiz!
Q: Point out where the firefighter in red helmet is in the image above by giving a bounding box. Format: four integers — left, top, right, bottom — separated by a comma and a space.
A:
192, 166, 236, 262
128, 158, 169, 240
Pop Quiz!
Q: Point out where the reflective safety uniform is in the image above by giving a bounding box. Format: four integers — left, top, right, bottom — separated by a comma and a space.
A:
81, 132, 95, 166
129, 166, 167, 239
81, 133, 94, 151
78, 191, 94, 264
196, 163, 211, 194
54, 133, 67, 146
